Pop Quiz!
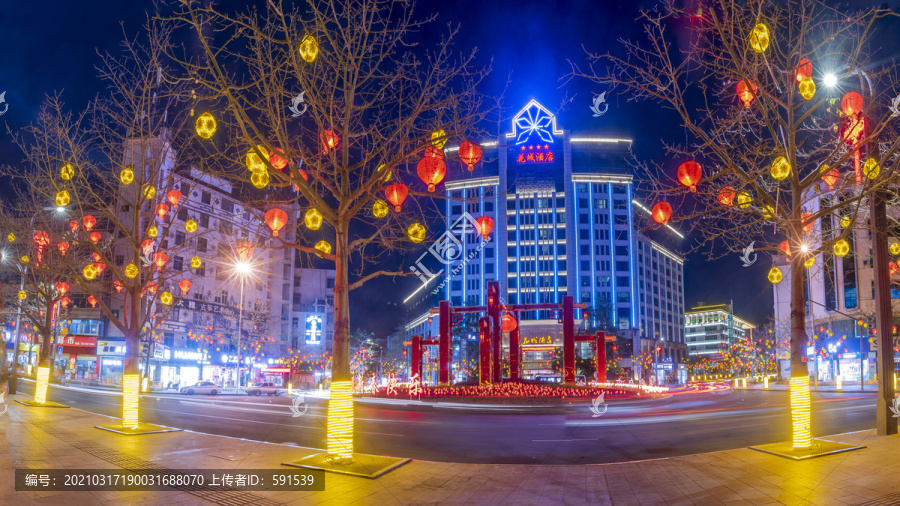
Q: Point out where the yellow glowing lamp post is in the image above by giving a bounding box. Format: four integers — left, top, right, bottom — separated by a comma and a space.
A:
790, 375, 812, 448
326, 380, 354, 459
749, 23, 770, 53
122, 373, 140, 429
195, 112, 217, 139
120, 167, 135, 185
34, 366, 51, 404
298, 35, 319, 62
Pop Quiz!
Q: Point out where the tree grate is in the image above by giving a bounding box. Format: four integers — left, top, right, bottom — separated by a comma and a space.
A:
29, 422, 284, 506
857, 492, 900, 506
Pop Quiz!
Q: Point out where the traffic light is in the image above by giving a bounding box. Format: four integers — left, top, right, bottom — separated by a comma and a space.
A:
582, 311, 589, 320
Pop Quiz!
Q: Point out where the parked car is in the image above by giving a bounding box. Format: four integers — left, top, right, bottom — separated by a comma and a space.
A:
246, 382, 283, 396
180, 381, 219, 395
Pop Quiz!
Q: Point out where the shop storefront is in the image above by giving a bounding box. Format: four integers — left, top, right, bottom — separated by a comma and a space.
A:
97, 339, 126, 386
56, 335, 98, 381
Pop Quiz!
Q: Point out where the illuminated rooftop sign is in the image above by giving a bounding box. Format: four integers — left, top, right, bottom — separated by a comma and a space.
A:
516, 144, 555, 164
505, 100, 562, 145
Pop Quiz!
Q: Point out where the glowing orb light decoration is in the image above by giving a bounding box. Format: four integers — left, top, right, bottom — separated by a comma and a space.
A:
153, 252, 168, 270
56, 282, 69, 295
20, 255, 29, 264
385, 183, 409, 212
804, 256, 815, 269
761, 205, 775, 220
122, 373, 140, 429
651, 202, 673, 225
430, 129, 447, 149
191, 256, 202, 269
891, 261, 898, 277
125, 263, 139, 279
156, 203, 170, 219
372, 199, 388, 218
459, 141, 483, 171
269, 148, 288, 170
250, 170, 269, 189
304, 208, 323, 230
890, 242, 900, 256
770, 156, 791, 180
789, 375, 812, 448
246, 147, 267, 173
676, 161, 702, 192
17, 290, 26, 300
148, 226, 158, 238
749, 23, 770, 53
160, 291, 173, 305
768, 267, 783, 284
195, 112, 217, 139
185, 219, 197, 233
120, 168, 134, 185
501, 314, 518, 332
833, 239, 850, 257
841, 91, 864, 116
407, 222, 427, 243
57, 241, 69, 256
60, 163, 75, 180
737, 192, 752, 209
7, 233, 15, 242
326, 380, 354, 459
34, 366, 51, 404
143, 185, 156, 200
314, 240, 332, 255
298, 34, 318, 62
83, 215, 97, 231
167, 189, 182, 206
83, 264, 98, 280
798, 77, 816, 101
840, 216, 851, 228
55, 190, 70, 207
265, 208, 288, 237
863, 158, 880, 179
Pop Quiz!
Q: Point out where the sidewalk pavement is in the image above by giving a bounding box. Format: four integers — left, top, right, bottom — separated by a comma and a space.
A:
741, 383, 880, 392
3, 391, 900, 505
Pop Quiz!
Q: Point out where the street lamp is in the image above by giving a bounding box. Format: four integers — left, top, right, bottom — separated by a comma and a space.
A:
823, 72, 838, 88
233, 260, 252, 393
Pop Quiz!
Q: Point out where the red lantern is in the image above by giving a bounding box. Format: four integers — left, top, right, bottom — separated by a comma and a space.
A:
270, 148, 288, 170
890, 261, 898, 277
92, 252, 101, 262
113, 280, 124, 293
88, 295, 98, 308
236, 242, 254, 261
822, 168, 840, 189
141, 239, 154, 255
156, 203, 170, 219
501, 314, 518, 333
840, 114, 867, 185
779, 240, 791, 257
459, 141, 483, 172
57, 241, 69, 256
32, 231, 50, 265
90, 231, 102, 245
841, 92, 864, 116
802, 213, 815, 235
676, 161, 702, 192
265, 208, 288, 237
56, 282, 69, 296
385, 183, 409, 213
795, 58, 812, 82
416, 157, 447, 192
179, 279, 193, 295
93, 262, 106, 274
475, 216, 495, 240
167, 189, 182, 206
717, 186, 736, 206
146, 282, 159, 295
83, 215, 97, 231
152, 252, 168, 270
319, 130, 340, 153
69, 220, 79, 234
651, 202, 673, 225
736, 80, 758, 108
60, 297, 70, 307
424, 146, 444, 159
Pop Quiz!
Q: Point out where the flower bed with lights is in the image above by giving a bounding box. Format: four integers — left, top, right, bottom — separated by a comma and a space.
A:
369, 380, 668, 403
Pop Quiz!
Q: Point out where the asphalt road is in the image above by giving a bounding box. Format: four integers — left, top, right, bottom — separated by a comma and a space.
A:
13, 382, 877, 465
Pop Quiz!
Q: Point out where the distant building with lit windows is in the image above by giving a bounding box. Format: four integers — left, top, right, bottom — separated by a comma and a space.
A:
405, 99, 687, 382
684, 303, 755, 361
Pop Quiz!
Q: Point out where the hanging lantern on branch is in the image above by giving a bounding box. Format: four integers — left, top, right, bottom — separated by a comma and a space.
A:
56, 282, 69, 296
833, 239, 850, 257
246, 147, 267, 173
179, 279, 193, 295
840, 92, 866, 184
501, 314, 518, 333
269, 148, 289, 170
92, 252, 101, 262
298, 34, 319, 62
57, 241, 69, 256
890, 262, 898, 277
83, 264, 98, 280
265, 208, 288, 237
798, 78, 816, 101
125, 263, 139, 279
863, 158, 880, 179
152, 252, 168, 270
69, 220, 79, 234
113, 280, 124, 293
55, 190, 70, 207
804, 256, 815, 269
143, 185, 156, 200
236, 242, 254, 261
459, 141, 483, 171
407, 223, 427, 243
737, 192, 752, 209
319, 130, 340, 153
821, 166, 839, 189
191, 256, 202, 269
372, 199, 389, 218
475, 216, 495, 240
717, 186, 736, 206
651, 202, 673, 225
890, 242, 900, 256
768, 267, 783, 284
676, 161, 702, 192
156, 203, 170, 219
90, 231, 102, 245
88, 296, 98, 308
94, 262, 106, 274
195, 112, 217, 139
795, 58, 812, 82
417, 156, 447, 192
32, 231, 50, 266
185, 220, 197, 233
802, 213, 815, 235
167, 190, 182, 207
749, 23, 770, 53
430, 129, 447, 149
60, 163, 75, 180
83, 215, 97, 231
304, 208, 323, 230
385, 183, 408, 212
160, 292, 173, 305
314, 240, 332, 255
779, 241, 791, 257
60, 297, 71, 307
120, 167, 135, 185
736, 80, 758, 108
770, 156, 791, 180
146, 282, 159, 296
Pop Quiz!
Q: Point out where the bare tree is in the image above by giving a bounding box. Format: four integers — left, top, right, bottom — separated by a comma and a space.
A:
572, 0, 900, 450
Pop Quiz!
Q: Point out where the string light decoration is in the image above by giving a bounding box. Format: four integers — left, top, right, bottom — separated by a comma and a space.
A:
676, 161, 702, 192
651, 202, 673, 225
60, 163, 75, 180
326, 380, 354, 459
407, 222, 427, 243
372, 199, 388, 218
736, 79, 758, 108
833, 239, 850, 257
416, 156, 447, 192
314, 240, 332, 255
718, 186, 736, 206
749, 23, 770, 53
298, 34, 319, 62
55, 190, 70, 207
195, 112, 217, 139
770, 156, 791, 180
34, 366, 51, 404
122, 373, 140, 429
304, 208, 323, 230
185, 220, 197, 233
768, 267, 783, 284
459, 141, 483, 171
265, 208, 288, 237
120, 168, 134, 185
789, 375, 812, 448
385, 183, 408, 212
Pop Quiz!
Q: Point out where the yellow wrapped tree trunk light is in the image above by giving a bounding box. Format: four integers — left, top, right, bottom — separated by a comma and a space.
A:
122, 373, 141, 429
34, 366, 51, 404
790, 375, 812, 449
326, 380, 354, 459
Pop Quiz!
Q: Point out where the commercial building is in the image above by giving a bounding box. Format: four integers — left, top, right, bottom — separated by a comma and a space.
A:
405, 99, 687, 383
684, 303, 755, 361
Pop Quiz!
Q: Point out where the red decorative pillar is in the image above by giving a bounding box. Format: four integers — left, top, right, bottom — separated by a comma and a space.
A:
479, 317, 492, 385
509, 311, 521, 380
411, 334, 422, 380
595, 331, 606, 382
563, 296, 575, 384
439, 301, 451, 384
487, 282, 501, 383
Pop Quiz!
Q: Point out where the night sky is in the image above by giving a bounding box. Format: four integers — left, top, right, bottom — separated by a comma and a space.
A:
2, 0, 898, 336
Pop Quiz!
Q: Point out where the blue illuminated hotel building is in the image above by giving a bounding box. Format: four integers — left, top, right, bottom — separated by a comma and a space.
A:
408, 100, 687, 382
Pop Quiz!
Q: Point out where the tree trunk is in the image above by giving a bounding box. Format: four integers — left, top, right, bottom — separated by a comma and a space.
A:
789, 247, 812, 449
34, 330, 53, 404
325, 224, 354, 460
121, 288, 142, 429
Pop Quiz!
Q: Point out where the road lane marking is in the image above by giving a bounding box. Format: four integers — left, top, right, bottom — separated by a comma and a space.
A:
532, 438, 599, 442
